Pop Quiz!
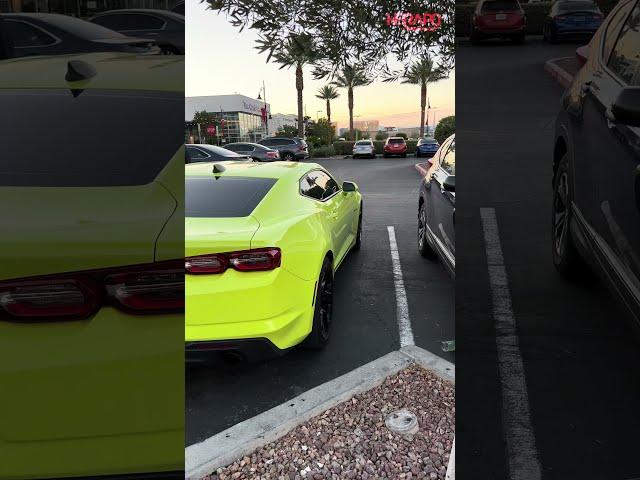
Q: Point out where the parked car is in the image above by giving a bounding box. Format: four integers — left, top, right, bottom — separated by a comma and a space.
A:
185, 161, 363, 360
418, 134, 455, 278
383, 137, 408, 157
416, 138, 440, 158
2, 13, 159, 57
223, 142, 280, 161
171, 1, 184, 15
352, 139, 376, 159
258, 137, 309, 161
89, 9, 184, 55
543, 0, 603, 43
185, 144, 250, 163
470, 0, 526, 44
551, 0, 639, 327
0, 52, 183, 478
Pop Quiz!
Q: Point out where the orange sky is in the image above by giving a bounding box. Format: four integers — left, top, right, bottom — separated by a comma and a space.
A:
186, 2, 455, 129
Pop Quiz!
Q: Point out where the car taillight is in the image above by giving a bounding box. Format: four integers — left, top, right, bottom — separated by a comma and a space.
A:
0, 260, 183, 321
298, 144, 306, 151
555, 15, 568, 20
266, 151, 278, 159
186, 248, 281, 275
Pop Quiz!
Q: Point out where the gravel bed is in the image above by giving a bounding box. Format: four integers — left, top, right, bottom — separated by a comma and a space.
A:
205, 364, 454, 480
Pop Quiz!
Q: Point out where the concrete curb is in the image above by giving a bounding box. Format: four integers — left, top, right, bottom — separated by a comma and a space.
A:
185, 347, 455, 479
544, 57, 574, 89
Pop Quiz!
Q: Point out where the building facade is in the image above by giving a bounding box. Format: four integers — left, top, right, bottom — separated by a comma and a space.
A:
1, 0, 181, 15
185, 94, 271, 145
269, 113, 297, 136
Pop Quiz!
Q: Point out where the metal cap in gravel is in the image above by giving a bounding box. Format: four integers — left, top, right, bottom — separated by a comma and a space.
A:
205, 363, 455, 480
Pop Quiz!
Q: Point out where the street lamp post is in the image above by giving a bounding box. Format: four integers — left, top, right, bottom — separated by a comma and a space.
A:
257, 81, 270, 137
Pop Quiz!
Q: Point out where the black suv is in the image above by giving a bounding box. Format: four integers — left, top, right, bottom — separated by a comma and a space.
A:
551, 0, 639, 326
258, 137, 309, 161
418, 134, 455, 277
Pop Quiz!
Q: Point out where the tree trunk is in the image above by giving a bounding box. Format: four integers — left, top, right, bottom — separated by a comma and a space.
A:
348, 87, 354, 138
326, 98, 331, 125
420, 82, 427, 138
296, 65, 304, 137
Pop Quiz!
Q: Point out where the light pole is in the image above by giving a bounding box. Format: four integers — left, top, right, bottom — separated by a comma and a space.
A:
257, 81, 271, 137
316, 110, 322, 122
354, 114, 361, 141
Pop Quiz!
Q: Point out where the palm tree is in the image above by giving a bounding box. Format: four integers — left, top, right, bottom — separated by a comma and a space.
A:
402, 57, 448, 138
332, 66, 371, 139
315, 85, 340, 126
268, 34, 318, 137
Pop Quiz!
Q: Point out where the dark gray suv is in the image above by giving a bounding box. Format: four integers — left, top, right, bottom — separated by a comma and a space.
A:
258, 137, 309, 161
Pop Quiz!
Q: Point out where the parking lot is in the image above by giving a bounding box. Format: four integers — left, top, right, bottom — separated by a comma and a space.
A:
186, 156, 455, 447
457, 37, 640, 479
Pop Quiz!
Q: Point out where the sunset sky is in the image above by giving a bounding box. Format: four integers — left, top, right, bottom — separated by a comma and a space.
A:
186, 1, 455, 130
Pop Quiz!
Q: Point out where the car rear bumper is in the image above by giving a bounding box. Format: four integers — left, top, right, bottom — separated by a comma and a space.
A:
185, 337, 287, 362
476, 26, 525, 35
186, 267, 316, 350
294, 152, 310, 160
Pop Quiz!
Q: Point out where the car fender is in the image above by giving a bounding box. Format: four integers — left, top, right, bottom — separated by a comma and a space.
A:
250, 211, 333, 282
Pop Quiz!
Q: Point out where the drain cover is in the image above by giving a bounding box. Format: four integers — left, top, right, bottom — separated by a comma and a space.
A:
385, 409, 419, 435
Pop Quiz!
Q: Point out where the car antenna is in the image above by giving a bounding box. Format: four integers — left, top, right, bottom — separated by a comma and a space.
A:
212, 163, 226, 177
65, 60, 97, 98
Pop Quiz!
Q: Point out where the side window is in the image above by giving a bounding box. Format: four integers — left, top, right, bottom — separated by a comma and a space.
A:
274, 139, 290, 146
434, 137, 453, 167
6, 20, 56, 47
260, 139, 272, 146
441, 140, 456, 175
91, 14, 128, 31
187, 147, 209, 160
602, 0, 634, 63
240, 144, 255, 152
127, 14, 165, 30
607, 1, 640, 85
300, 171, 326, 201
321, 173, 341, 199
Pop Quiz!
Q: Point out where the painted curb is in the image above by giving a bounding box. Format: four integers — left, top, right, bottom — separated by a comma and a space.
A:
185, 347, 455, 479
415, 163, 429, 176
544, 57, 574, 89
446, 439, 456, 480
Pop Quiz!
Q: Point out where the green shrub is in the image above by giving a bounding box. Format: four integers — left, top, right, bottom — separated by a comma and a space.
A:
311, 145, 336, 158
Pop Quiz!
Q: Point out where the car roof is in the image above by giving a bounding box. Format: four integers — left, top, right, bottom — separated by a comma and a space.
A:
185, 161, 321, 179
92, 9, 185, 22
0, 53, 183, 92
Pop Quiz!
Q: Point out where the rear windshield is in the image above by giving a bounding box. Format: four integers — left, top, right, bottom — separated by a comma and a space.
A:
482, 1, 521, 12
1, 89, 182, 186
355, 141, 371, 145
557, 1, 598, 12
388, 138, 405, 144
185, 176, 277, 218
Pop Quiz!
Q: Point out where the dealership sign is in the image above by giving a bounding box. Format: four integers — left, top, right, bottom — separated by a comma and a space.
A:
206, 125, 216, 135
385, 12, 442, 32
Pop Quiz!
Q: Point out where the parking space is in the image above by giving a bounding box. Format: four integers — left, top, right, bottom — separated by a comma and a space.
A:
186, 157, 455, 446
457, 37, 640, 479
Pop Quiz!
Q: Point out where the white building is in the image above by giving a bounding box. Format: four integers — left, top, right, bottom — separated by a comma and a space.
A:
269, 113, 297, 136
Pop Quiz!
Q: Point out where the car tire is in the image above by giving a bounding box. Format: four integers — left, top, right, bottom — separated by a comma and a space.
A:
353, 203, 363, 251
282, 152, 295, 161
418, 201, 437, 259
303, 256, 334, 349
551, 154, 589, 279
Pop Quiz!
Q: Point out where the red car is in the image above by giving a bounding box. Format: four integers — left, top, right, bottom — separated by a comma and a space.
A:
470, 0, 526, 44
383, 137, 408, 158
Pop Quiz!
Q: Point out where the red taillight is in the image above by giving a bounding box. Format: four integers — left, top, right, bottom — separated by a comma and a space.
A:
298, 144, 306, 151
266, 151, 279, 159
0, 260, 183, 321
185, 248, 281, 275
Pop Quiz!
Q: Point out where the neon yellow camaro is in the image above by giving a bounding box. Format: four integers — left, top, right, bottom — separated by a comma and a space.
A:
185, 161, 363, 357
0, 53, 184, 479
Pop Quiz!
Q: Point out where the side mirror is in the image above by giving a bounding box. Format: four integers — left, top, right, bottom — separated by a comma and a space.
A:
611, 87, 640, 127
443, 175, 455, 192
343, 181, 357, 192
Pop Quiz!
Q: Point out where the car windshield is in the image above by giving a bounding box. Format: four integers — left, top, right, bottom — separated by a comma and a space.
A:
419, 139, 437, 145
388, 138, 405, 144
202, 146, 245, 158
186, 176, 277, 218
482, 1, 520, 12
356, 141, 371, 145
557, 1, 598, 12
41, 14, 129, 39
0, 89, 182, 186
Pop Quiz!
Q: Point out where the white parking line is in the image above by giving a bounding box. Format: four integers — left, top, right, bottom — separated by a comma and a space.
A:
479, 208, 542, 480
387, 226, 415, 348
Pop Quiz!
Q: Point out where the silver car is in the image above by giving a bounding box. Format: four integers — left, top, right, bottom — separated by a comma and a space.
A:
352, 139, 375, 159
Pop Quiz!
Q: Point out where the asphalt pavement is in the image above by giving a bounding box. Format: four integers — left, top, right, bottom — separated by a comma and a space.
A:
186, 156, 455, 446
457, 37, 640, 479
